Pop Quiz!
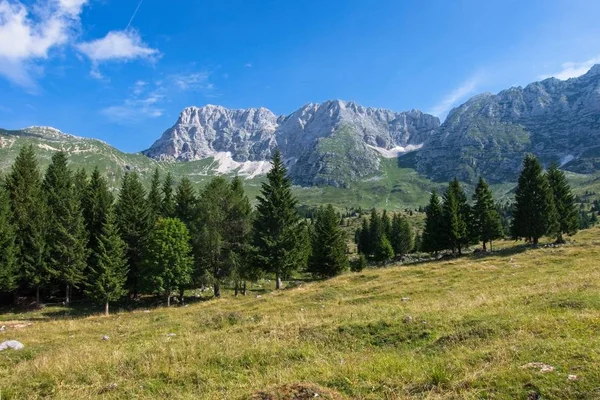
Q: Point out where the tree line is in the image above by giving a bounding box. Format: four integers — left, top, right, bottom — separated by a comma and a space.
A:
420, 154, 580, 255
0, 147, 350, 314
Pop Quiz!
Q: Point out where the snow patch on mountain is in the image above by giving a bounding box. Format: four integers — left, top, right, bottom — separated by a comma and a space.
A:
367, 143, 424, 158
211, 152, 272, 179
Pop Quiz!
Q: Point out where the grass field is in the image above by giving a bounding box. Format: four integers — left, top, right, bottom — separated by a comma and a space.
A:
1, 228, 600, 399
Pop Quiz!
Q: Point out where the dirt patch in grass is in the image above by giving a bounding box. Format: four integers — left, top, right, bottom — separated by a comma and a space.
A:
249, 383, 345, 400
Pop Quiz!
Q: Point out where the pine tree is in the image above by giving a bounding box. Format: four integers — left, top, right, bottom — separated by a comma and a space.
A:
252, 149, 307, 289
43, 151, 89, 305
391, 213, 413, 257
422, 191, 444, 255
5, 145, 48, 306
116, 172, 151, 297
374, 235, 394, 264
85, 208, 128, 316
0, 186, 17, 294
82, 167, 114, 276
228, 177, 253, 296
443, 179, 469, 255
369, 208, 383, 253
307, 204, 349, 278
357, 218, 372, 256
546, 164, 579, 243
161, 172, 176, 218
147, 167, 163, 225
472, 178, 503, 251
174, 177, 198, 230
196, 177, 232, 298
511, 154, 557, 245
381, 210, 392, 240
73, 168, 88, 204
142, 218, 193, 306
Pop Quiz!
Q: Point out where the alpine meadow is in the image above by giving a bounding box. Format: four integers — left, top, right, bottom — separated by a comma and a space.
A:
1, 1, 600, 399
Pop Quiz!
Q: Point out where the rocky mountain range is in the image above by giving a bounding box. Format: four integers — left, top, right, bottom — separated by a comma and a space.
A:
143, 100, 440, 187
415, 64, 600, 182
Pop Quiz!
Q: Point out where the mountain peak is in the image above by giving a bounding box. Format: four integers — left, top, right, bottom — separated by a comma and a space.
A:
586, 64, 600, 76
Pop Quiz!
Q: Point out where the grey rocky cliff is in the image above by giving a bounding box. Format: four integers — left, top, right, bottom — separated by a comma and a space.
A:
416, 64, 600, 182
144, 100, 440, 187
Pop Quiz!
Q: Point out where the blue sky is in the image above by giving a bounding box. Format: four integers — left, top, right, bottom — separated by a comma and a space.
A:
1, 0, 600, 152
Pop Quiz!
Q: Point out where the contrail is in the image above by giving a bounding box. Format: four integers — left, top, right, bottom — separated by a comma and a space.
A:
126, 0, 144, 30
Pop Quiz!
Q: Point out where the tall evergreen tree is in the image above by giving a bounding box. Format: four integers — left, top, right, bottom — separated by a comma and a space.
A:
390, 213, 414, 257
0, 186, 17, 294
307, 204, 349, 278
73, 168, 88, 205
373, 235, 394, 264
381, 210, 392, 240
511, 155, 557, 245
422, 191, 445, 255
356, 218, 372, 256
546, 164, 579, 243
472, 178, 503, 251
228, 177, 253, 296
161, 172, 176, 218
115, 172, 151, 297
43, 151, 88, 304
142, 218, 193, 306
85, 208, 128, 316
369, 208, 383, 252
82, 168, 114, 274
148, 167, 163, 225
443, 179, 469, 255
174, 177, 198, 230
5, 145, 48, 306
196, 177, 232, 298
252, 150, 307, 289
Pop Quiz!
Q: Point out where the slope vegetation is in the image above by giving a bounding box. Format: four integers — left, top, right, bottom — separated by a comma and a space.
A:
1, 228, 600, 399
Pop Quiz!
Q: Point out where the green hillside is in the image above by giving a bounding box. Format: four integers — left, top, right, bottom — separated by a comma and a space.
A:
1, 228, 599, 399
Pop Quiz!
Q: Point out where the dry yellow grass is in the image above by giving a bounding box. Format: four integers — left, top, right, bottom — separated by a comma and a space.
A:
1, 228, 600, 399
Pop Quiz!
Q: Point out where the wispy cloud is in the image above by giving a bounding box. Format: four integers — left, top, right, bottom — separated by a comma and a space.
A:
428, 76, 479, 119
538, 56, 600, 80
101, 82, 164, 123
0, 0, 89, 90
244, 63, 253, 68
101, 71, 216, 123
77, 30, 159, 63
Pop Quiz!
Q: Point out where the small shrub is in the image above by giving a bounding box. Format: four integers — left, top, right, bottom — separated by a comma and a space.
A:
351, 254, 367, 272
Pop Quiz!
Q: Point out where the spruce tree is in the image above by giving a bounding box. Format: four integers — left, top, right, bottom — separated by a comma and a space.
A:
227, 177, 253, 296
511, 155, 557, 245
472, 178, 503, 251
142, 218, 193, 306
85, 208, 128, 316
374, 235, 394, 264
43, 151, 88, 304
5, 145, 48, 306
357, 218, 372, 256
252, 149, 307, 289
0, 186, 17, 294
116, 172, 151, 297
307, 204, 349, 278
82, 168, 114, 276
73, 168, 88, 205
381, 210, 392, 240
422, 191, 444, 255
391, 213, 414, 257
196, 177, 232, 298
161, 172, 176, 218
369, 208, 383, 252
174, 177, 198, 230
148, 167, 163, 225
546, 163, 579, 243
443, 179, 469, 255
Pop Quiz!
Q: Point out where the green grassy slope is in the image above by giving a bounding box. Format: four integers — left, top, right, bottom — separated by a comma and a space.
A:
1, 228, 599, 399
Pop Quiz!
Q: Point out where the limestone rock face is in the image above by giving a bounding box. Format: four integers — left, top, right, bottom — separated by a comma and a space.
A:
144, 100, 440, 187
415, 65, 600, 182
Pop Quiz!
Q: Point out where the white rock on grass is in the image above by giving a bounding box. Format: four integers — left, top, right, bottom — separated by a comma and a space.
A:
0, 340, 24, 351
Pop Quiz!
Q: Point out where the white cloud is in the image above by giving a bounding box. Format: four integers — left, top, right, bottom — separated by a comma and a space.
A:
244, 63, 252, 68
538, 57, 600, 80
101, 85, 164, 122
428, 77, 479, 119
0, 0, 88, 89
77, 30, 159, 63
171, 72, 210, 91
